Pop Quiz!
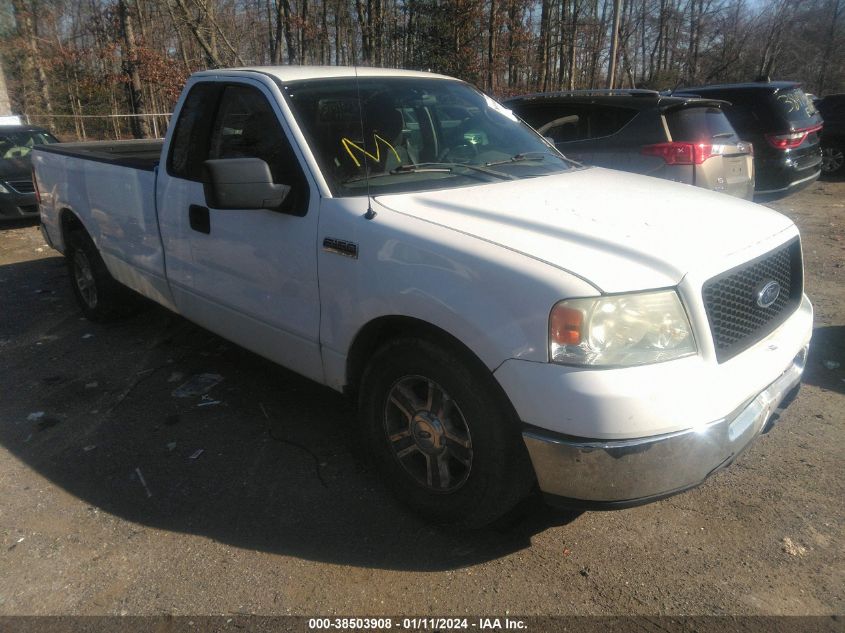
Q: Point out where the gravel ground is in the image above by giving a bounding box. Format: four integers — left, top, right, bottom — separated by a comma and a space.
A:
0, 178, 842, 617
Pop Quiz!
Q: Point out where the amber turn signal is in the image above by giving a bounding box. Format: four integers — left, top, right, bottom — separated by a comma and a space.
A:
550, 305, 583, 346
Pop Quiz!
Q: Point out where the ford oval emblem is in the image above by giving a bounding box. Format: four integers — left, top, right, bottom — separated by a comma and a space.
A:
756, 280, 781, 308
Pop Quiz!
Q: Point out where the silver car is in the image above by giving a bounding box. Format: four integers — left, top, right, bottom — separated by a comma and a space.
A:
504, 90, 755, 199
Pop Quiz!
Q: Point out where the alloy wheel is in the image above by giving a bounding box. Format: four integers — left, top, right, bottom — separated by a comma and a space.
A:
383, 375, 473, 493
73, 250, 98, 309
821, 146, 844, 174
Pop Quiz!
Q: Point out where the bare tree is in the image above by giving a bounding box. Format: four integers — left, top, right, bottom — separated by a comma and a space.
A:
118, 0, 150, 138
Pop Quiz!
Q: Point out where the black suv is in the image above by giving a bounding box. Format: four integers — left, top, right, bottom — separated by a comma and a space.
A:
815, 94, 845, 176
674, 82, 823, 196
503, 90, 754, 199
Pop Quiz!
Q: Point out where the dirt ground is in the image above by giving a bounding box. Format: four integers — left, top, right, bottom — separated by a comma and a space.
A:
0, 178, 842, 617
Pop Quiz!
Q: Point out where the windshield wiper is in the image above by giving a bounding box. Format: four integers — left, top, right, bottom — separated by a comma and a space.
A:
485, 151, 552, 166
342, 161, 516, 185
390, 164, 452, 174
343, 164, 454, 184
711, 132, 736, 139
403, 162, 516, 180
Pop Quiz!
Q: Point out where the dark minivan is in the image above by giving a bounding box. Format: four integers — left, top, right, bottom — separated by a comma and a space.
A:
504, 90, 755, 199
674, 82, 823, 196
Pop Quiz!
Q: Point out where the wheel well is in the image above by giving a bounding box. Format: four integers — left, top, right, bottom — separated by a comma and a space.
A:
59, 208, 86, 244
347, 317, 474, 393
345, 316, 516, 412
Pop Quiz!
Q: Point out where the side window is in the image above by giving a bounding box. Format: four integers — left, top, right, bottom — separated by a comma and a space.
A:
517, 103, 636, 144
723, 102, 759, 134
517, 104, 589, 143
587, 105, 637, 138
208, 85, 309, 215
168, 82, 220, 180
543, 110, 587, 143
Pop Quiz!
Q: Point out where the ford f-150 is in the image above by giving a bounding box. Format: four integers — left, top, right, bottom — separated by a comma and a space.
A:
32, 66, 813, 527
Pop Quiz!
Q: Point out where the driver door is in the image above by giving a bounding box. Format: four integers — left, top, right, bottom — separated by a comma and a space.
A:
157, 79, 323, 383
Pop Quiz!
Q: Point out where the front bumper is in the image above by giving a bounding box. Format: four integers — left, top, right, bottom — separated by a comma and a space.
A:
0, 191, 38, 219
522, 346, 807, 505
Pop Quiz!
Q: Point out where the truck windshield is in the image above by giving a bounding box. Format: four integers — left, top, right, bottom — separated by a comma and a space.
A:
283, 77, 573, 196
0, 130, 57, 160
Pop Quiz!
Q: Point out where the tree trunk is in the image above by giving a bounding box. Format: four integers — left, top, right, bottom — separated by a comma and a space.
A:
166, 0, 193, 71
118, 0, 149, 139
535, 0, 550, 90
606, 0, 622, 88
568, 0, 579, 89
816, 0, 841, 94
356, 0, 370, 62
0, 59, 12, 116
172, 0, 222, 67
487, 0, 497, 91
12, 0, 54, 124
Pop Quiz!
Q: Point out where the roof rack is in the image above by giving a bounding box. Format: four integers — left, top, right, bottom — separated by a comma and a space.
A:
514, 88, 660, 99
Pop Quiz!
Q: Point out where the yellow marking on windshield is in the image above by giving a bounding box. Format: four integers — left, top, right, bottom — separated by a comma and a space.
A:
342, 134, 401, 168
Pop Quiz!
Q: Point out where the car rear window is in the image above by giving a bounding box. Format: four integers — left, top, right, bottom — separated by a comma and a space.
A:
666, 107, 738, 142
770, 88, 818, 126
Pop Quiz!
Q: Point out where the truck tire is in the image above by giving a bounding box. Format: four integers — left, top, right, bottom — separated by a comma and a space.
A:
359, 337, 535, 528
65, 230, 136, 322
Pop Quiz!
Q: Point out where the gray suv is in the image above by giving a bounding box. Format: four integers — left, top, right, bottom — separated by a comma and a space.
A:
503, 90, 754, 199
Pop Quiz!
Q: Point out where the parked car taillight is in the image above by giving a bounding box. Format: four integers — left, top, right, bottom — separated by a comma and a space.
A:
765, 124, 823, 150
640, 142, 716, 165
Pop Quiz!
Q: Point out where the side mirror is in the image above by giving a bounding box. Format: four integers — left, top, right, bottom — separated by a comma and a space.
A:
203, 158, 290, 210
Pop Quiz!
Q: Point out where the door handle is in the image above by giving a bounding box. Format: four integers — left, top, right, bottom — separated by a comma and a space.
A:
189, 204, 210, 234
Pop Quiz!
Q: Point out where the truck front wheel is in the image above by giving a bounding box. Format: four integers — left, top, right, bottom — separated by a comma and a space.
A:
359, 337, 534, 528
65, 230, 135, 321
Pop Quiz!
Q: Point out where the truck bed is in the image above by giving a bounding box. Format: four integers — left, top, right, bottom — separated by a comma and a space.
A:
36, 139, 163, 171
33, 137, 172, 310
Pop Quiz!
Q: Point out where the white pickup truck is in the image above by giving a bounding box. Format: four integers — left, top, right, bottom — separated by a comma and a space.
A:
33, 66, 813, 527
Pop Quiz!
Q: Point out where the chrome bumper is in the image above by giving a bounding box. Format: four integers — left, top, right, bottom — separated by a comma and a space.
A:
523, 348, 807, 505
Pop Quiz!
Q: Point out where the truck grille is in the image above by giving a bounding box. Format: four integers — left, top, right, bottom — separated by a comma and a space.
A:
6, 179, 35, 194
702, 238, 803, 363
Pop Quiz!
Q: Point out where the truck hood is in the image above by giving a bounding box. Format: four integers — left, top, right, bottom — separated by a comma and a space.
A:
375, 167, 796, 293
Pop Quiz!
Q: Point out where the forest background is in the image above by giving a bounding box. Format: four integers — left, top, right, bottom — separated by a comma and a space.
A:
0, 0, 842, 139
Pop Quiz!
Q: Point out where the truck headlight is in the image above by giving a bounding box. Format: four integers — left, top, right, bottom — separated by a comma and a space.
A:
549, 290, 696, 366
0, 182, 9, 194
